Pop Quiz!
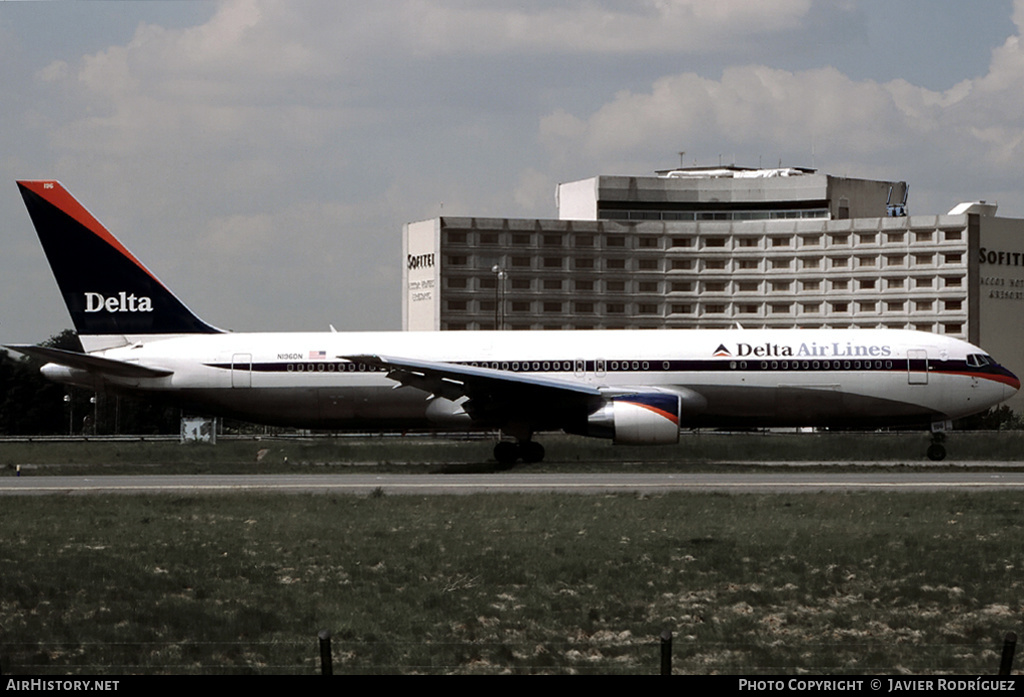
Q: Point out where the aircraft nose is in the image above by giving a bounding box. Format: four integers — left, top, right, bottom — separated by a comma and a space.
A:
1000, 365, 1021, 400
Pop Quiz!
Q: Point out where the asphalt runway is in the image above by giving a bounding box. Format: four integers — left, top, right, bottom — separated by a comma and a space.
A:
3, 470, 1024, 495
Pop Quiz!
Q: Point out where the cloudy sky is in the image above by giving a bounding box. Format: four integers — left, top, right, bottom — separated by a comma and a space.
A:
1, 0, 1022, 342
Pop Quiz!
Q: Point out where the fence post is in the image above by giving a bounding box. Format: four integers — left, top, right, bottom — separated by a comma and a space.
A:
318, 629, 333, 676
999, 631, 1016, 676
660, 629, 672, 675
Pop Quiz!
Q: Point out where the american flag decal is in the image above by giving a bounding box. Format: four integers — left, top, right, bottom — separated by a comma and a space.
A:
309, 350, 326, 359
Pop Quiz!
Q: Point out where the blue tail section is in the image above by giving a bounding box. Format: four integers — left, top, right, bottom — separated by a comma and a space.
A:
17, 180, 222, 339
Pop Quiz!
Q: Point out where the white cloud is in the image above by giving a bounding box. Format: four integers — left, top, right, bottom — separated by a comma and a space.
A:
538, 3, 1024, 214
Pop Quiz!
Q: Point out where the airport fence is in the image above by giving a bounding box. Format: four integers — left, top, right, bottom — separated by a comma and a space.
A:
2, 630, 1018, 675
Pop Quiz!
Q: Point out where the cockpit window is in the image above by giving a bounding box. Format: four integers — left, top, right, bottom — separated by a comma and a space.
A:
966, 354, 992, 368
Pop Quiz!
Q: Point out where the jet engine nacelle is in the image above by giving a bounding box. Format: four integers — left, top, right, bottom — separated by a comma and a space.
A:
586, 393, 682, 445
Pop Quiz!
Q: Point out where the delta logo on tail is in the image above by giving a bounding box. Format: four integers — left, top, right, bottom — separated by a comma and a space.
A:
712, 344, 732, 357
84, 292, 154, 313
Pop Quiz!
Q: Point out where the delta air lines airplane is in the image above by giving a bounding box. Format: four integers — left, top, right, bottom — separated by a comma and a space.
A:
8, 180, 1020, 463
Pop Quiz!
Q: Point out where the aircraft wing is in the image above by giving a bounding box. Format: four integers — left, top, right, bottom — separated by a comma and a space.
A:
344, 353, 604, 428
4, 344, 174, 379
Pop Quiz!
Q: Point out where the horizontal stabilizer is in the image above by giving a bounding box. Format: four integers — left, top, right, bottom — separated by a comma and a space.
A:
4, 344, 173, 378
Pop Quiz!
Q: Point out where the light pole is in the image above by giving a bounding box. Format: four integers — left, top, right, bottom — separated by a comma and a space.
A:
491, 264, 506, 330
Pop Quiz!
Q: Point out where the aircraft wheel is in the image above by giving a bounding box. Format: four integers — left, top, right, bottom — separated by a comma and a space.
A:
494, 441, 520, 467
520, 441, 545, 464
927, 443, 946, 461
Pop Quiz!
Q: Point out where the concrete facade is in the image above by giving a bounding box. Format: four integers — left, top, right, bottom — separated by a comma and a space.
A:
401, 169, 1024, 410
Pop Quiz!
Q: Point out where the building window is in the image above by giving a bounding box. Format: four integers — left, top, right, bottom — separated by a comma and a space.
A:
737, 259, 759, 270
574, 235, 594, 247
800, 280, 820, 291
704, 281, 728, 292
943, 276, 962, 288
738, 281, 760, 292
670, 237, 694, 247
447, 300, 467, 311
915, 278, 932, 288
944, 300, 962, 311
737, 237, 759, 248
511, 256, 531, 268
447, 255, 468, 266
859, 279, 876, 290
886, 232, 905, 243
670, 259, 694, 270
886, 301, 905, 312
944, 230, 962, 241
638, 237, 660, 249
943, 253, 962, 264
671, 304, 693, 314
479, 277, 497, 289
831, 280, 849, 290
574, 258, 595, 269
703, 237, 727, 248
704, 259, 728, 270
800, 234, 822, 247
606, 236, 626, 248
914, 231, 933, 243
543, 302, 562, 312
737, 304, 759, 314
511, 278, 531, 290
606, 303, 625, 313
511, 301, 531, 312
801, 302, 821, 313
670, 281, 694, 292
769, 304, 791, 314
916, 301, 933, 312
857, 256, 877, 268
480, 232, 499, 245
543, 279, 563, 290
886, 255, 905, 267
542, 234, 562, 247
512, 233, 531, 245
574, 301, 595, 313
857, 233, 877, 245
831, 302, 849, 312
638, 303, 660, 315
914, 254, 933, 266
542, 257, 563, 268
638, 259, 659, 271
638, 281, 659, 293
856, 301, 876, 313
704, 304, 727, 314
830, 234, 850, 246
770, 281, 791, 292
575, 280, 594, 291
447, 278, 468, 289
606, 258, 627, 270
446, 232, 467, 244
770, 258, 792, 270
606, 280, 626, 292
831, 257, 849, 268
771, 236, 791, 247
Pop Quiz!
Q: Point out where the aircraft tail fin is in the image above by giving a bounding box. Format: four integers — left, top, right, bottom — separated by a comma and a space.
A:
16, 180, 222, 349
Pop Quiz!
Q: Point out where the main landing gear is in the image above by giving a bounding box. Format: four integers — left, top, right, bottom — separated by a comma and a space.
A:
493, 440, 545, 467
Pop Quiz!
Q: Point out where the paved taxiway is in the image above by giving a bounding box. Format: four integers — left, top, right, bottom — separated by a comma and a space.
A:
3, 470, 1024, 495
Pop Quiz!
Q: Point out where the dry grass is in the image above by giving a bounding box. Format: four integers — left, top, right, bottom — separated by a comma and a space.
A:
1, 491, 1023, 674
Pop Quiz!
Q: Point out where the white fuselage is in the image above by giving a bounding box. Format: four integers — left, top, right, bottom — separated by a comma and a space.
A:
50, 328, 1018, 432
